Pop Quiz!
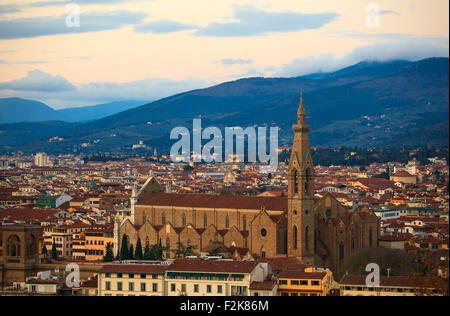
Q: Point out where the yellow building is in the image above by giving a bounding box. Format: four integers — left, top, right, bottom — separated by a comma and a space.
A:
165, 258, 270, 296
85, 226, 114, 262
340, 274, 419, 296
98, 263, 167, 296
277, 266, 335, 296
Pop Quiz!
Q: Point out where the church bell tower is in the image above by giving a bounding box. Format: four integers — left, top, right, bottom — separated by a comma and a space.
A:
287, 93, 315, 263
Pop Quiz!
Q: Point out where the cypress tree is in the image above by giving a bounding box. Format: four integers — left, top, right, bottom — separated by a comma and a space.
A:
103, 242, 114, 262
128, 244, 134, 260
51, 242, 58, 260
143, 243, 151, 260
119, 234, 128, 260
42, 244, 48, 255
135, 237, 143, 260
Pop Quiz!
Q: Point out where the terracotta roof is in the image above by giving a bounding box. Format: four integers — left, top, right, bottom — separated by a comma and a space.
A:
250, 280, 277, 290
392, 171, 415, 178
99, 264, 169, 274
278, 270, 327, 280
168, 258, 257, 273
340, 274, 418, 287
137, 192, 287, 211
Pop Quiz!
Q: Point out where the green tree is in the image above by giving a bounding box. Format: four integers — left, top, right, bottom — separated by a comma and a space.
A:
135, 237, 143, 260
103, 242, 114, 262
42, 244, 48, 255
143, 243, 152, 260
119, 234, 129, 260
51, 242, 58, 260
128, 244, 134, 260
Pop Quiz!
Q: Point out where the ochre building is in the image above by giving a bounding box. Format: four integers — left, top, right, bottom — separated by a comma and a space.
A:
116, 95, 380, 274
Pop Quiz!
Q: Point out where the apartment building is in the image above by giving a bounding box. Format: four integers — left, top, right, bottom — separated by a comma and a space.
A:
277, 266, 336, 296
98, 262, 168, 296
165, 258, 271, 296
340, 275, 419, 296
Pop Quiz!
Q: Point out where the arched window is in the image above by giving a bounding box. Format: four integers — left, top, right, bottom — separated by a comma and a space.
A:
351, 237, 355, 250
294, 170, 298, 194
203, 213, 207, 228
305, 226, 309, 251
243, 215, 247, 231
339, 242, 344, 262
145, 237, 149, 247
305, 168, 310, 197
182, 213, 186, 226
142, 212, 146, 223
162, 212, 166, 225
293, 225, 298, 249
166, 238, 170, 253
260, 246, 266, 258
8, 235, 20, 257
369, 227, 373, 247
225, 214, 229, 228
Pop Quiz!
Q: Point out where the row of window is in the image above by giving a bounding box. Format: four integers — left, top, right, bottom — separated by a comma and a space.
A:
105, 281, 159, 292
105, 273, 159, 279
278, 280, 320, 286
153, 213, 249, 230
171, 283, 223, 294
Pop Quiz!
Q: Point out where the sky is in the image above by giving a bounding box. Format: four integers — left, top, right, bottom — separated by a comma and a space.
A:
0, 0, 448, 109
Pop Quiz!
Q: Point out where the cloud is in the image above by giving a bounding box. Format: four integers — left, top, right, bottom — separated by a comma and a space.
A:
0, 4, 21, 14
220, 58, 254, 66
0, 10, 147, 40
0, 70, 209, 108
272, 37, 449, 77
134, 20, 198, 34
0, 70, 76, 92
28, 0, 153, 7
194, 6, 339, 37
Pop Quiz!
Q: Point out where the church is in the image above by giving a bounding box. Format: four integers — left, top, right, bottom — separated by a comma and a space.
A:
115, 95, 380, 274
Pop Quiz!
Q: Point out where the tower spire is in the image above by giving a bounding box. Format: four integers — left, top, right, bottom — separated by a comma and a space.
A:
297, 92, 306, 125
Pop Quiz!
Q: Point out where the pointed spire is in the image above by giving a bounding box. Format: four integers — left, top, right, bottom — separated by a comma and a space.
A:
297, 92, 306, 124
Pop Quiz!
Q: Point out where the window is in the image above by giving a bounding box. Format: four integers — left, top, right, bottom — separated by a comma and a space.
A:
204, 213, 208, 228
225, 214, 229, 228
117, 282, 122, 291
140, 274, 146, 279
194, 284, 199, 293
152, 274, 158, 279
217, 285, 223, 294
293, 225, 298, 249
105, 281, 111, 291
181, 284, 186, 292
260, 228, 267, 237
152, 283, 158, 292
207, 285, 212, 293
105, 273, 111, 278
326, 209, 331, 218
182, 213, 186, 226
369, 228, 373, 247
305, 226, 309, 251
162, 213, 166, 225
117, 273, 122, 278
243, 215, 247, 231
294, 170, 298, 193
279, 280, 288, 285
171, 284, 176, 292
140, 283, 146, 292
339, 242, 345, 262
291, 280, 299, 286
129, 282, 134, 291
129, 274, 134, 278
312, 281, 320, 286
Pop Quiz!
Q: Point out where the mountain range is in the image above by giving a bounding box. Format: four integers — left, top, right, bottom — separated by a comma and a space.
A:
0, 57, 448, 155
0, 98, 147, 124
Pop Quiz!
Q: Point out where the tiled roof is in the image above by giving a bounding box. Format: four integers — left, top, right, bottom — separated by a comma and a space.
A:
137, 193, 287, 211
168, 258, 257, 273
99, 264, 169, 274
340, 274, 418, 287
250, 280, 277, 290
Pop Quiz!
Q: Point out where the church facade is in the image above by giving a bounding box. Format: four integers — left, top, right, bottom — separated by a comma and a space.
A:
116, 95, 380, 274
